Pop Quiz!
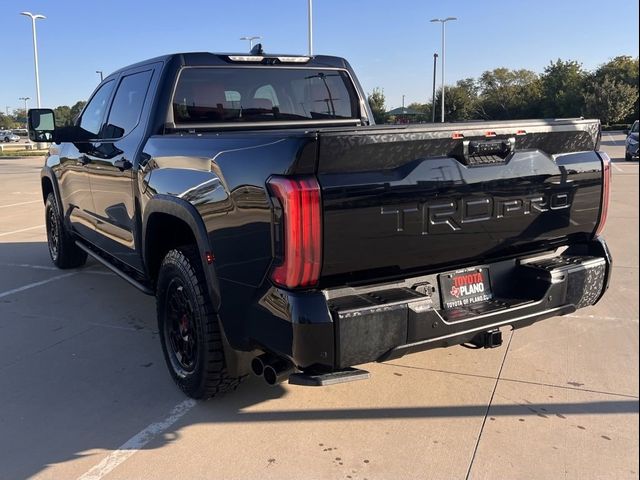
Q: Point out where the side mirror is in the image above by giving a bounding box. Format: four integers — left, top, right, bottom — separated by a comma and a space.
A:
28, 109, 56, 142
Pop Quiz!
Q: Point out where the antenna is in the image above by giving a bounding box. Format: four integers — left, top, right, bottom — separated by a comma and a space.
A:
250, 43, 264, 55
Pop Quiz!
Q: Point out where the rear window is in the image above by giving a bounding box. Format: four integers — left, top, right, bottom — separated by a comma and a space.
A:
172, 67, 359, 125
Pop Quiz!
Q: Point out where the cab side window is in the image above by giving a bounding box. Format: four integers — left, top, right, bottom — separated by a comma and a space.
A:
104, 70, 153, 139
79, 80, 115, 137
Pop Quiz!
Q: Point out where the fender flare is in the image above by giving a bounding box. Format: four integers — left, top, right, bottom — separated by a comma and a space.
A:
142, 194, 222, 311
142, 194, 253, 377
41, 166, 64, 220
142, 195, 251, 377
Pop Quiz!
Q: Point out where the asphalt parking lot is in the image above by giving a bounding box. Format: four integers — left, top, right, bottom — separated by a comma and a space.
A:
0, 132, 638, 480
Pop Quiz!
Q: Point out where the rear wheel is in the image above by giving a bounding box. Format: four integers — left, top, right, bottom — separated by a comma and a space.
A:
157, 246, 242, 399
3, 137, 9, 143
45, 193, 87, 268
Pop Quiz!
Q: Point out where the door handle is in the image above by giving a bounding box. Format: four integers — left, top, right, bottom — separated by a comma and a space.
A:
78, 155, 90, 165
114, 159, 132, 171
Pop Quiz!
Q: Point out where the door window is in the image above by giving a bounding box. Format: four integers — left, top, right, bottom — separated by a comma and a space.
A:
104, 70, 153, 138
79, 80, 115, 137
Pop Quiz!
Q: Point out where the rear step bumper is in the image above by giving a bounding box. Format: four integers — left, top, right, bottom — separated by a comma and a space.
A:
254, 238, 611, 373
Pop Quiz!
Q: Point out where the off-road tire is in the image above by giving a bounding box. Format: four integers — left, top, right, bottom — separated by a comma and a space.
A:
45, 193, 87, 268
157, 246, 242, 399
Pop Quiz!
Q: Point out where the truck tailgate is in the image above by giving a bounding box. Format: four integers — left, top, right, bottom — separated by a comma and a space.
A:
317, 119, 603, 284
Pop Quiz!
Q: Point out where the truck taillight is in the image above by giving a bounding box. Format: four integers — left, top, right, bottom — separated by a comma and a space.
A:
268, 176, 322, 289
595, 151, 612, 236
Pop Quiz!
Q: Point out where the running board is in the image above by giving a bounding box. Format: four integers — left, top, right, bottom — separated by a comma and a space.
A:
288, 368, 370, 386
75, 241, 154, 295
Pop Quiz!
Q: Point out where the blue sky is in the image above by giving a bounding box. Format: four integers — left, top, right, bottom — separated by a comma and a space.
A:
1, 0, 638, 113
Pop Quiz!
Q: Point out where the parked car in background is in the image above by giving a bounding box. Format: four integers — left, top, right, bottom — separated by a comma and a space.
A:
625, 120, 639, 161
1, 130, 20, 142
12, 128, 29, 137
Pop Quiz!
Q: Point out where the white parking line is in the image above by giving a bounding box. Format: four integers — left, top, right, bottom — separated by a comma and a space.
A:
1, 263, 59, 271
566, 313, 638, 322
0, 200, 41, 209
0, 225, 44, 237
88, 322, 143, 332
606, 132, 624, 146
612, 162, 623, 173
0, 263, 115, 277
76, 399, 197, 480
0, 272, 77, 299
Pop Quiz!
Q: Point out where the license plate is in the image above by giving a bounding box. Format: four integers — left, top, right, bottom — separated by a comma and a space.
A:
439, 266, 493, 311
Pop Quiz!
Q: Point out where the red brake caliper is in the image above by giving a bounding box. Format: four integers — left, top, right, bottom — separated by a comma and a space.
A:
179, 314, 189, 338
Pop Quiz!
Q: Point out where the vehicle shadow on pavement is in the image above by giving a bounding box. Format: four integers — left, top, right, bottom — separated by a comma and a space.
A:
0, 242, 638, 479
198, 392, 639, 423
0, 241, 293, 479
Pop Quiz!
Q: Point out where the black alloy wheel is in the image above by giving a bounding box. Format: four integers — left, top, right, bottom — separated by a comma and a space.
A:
156, 246, 242, 399
164, 279, 199, 375
46, 202, 60, 261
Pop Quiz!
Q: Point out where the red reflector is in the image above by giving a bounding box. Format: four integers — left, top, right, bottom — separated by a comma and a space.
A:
516, 130, 527, 135
485, 131, 497, 137
451, 132, 464, 139
595, 151, 611, 236
204, 251, 214, 264
268, 176, 322, 289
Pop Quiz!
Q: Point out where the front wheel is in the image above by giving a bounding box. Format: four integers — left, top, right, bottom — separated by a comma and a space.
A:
156, 246, 242, 399
3, 137, 9, 143
45, 193, 87, 268
625, 152, 633, 161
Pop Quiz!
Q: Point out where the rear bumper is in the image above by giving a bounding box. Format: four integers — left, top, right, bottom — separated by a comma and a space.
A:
252, 238, 612, 372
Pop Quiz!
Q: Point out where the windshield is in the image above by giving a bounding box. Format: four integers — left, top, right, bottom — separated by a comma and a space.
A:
172, 67, 360, 125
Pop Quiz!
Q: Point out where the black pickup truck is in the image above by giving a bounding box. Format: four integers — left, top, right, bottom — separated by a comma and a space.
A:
28, 50, 612, 399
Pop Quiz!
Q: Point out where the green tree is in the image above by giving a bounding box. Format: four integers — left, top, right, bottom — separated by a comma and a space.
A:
592, 56, 639, 122
584, 76, 638, 125
594, 56, 639, 86
540, 59, 587, 118
69, 101, 87, 124
407, 102, 432, 122
367, 87, 387, 124
434, 78, 480, 121
0, 113, 18, 129
13, 109, 27, 128
53, 106, 73, 127
477, 68, 542, 120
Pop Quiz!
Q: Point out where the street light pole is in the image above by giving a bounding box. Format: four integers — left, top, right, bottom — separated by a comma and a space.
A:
430, 17, 457, 122
20, 12, 46, 108
432, 53, 438, 123
239, 36, 261, 50
96, 70, 104, 82
308, 0, 313, 56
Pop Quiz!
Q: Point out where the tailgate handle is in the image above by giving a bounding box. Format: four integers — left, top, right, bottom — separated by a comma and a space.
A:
464, 137, 515, 162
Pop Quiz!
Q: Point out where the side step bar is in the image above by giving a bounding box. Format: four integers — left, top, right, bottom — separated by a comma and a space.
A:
75, 241, 154, 295
288, 368, 370, 386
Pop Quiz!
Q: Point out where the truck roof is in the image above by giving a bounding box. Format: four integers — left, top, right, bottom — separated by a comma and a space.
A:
108, 52, 351, 79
